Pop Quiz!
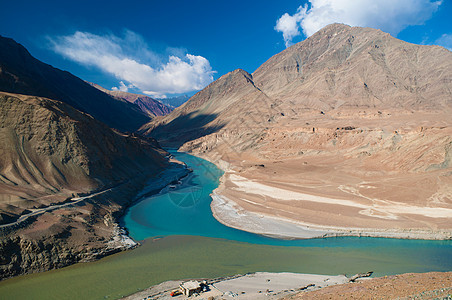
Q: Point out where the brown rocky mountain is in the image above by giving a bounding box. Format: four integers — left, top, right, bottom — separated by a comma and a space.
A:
145, 24, 452, 239
0, 92, 186, 279
0, 92, 167, 221
89, 83, 173, 117
0, 35, 150, 132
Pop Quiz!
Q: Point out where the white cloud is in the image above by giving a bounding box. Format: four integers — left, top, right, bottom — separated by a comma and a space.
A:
276, 0, 442, 47
143, 91, 167, 99
112, 81, 134, 92
50, 31, 215, 96
275, 6, 307, 47
435, 33, 452, 51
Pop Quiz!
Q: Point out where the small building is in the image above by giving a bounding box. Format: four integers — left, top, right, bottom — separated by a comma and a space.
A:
180, 280, 202, 297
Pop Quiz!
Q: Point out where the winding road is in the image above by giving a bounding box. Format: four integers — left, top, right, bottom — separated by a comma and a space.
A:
0, 186, 116, 229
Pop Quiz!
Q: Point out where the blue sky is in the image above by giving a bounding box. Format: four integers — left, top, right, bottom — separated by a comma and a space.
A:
1, 0, 450, 97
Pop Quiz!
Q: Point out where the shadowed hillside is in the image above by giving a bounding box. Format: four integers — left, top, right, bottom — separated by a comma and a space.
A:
0, 92, 168, 223
0, 36, 150, 132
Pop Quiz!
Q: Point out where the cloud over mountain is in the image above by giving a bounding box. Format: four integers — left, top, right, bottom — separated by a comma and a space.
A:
50, 30, 215, 97
276, 0, 442, 47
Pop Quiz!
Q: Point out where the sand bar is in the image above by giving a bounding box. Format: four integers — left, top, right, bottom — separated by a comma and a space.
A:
208, 165, 452, 240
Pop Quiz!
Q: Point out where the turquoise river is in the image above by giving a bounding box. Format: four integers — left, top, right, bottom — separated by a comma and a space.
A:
0, 150, 450, 299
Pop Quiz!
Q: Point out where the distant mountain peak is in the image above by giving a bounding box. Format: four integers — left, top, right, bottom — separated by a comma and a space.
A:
88, 82, 173, 117
252, 23, 452, 110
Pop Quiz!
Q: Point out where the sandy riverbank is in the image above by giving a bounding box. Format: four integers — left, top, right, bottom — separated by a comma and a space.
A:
210, 192, 452, 240
186, 151, 452, 240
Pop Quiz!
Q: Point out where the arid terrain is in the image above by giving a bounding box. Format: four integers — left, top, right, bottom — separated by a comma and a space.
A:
146, 24, 452, 239
0, 22, 450, 300
286, 271, 452, 299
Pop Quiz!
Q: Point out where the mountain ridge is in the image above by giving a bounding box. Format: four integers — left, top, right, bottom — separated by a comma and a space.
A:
0, 91, 168, 222
0, 35, 150, 132
252, 23, 451, 111
88, 82, 173, 117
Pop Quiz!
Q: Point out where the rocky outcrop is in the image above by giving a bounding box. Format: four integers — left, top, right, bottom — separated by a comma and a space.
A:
0, 233, 102, 279
349, 271, 373, 282
0, 161, 189, 280
0, 182, 135, 279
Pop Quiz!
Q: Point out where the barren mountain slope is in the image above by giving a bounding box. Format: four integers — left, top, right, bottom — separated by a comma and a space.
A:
0, 36, 149, 132
253, 24, 451, 111
89, 83, 173, 117
146, 24, 452, 238
0, 92, 179, 279
0, 92, 167, 221
141, 68, 271, 147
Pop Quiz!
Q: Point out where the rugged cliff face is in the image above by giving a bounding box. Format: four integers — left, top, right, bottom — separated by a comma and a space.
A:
145, 24, 452, 237
0, 92, 183, 279
0, 182, 156, 279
